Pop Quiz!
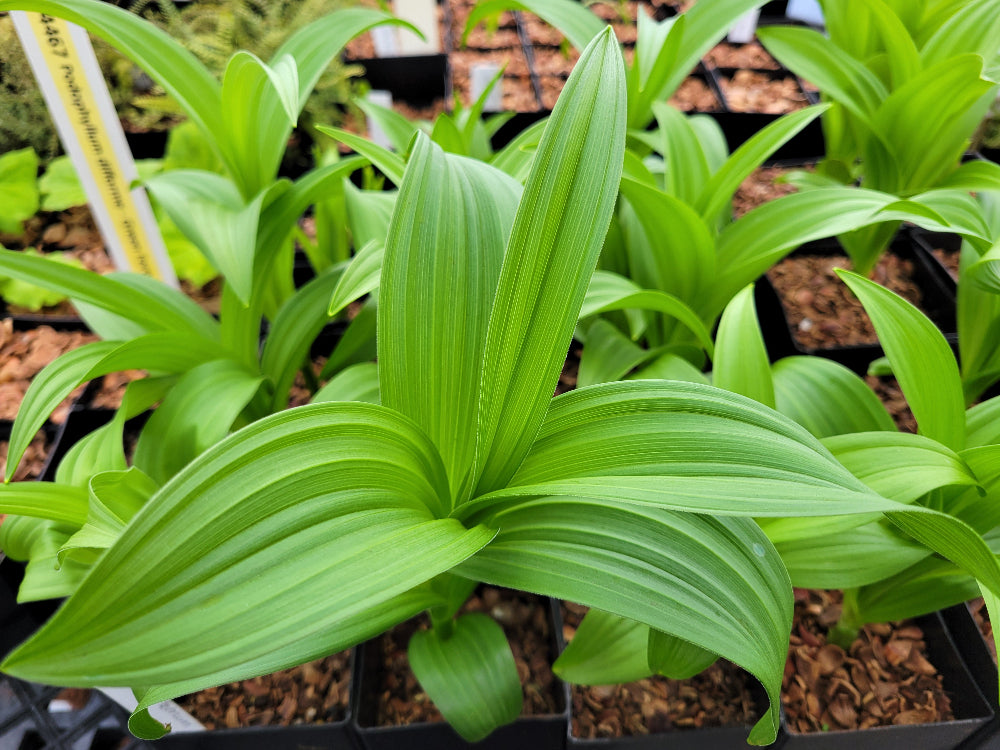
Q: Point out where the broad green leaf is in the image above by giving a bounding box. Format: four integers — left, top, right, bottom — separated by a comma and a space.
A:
409, 613, 522, 742
72, 272, 219, 343
219, 52, 298, 196
577, 319, 651, 388
937, 159, 1000, 193
473, 29, 626, 495
0, 517, 88, 602
311, 362, 380, 405
461, 381, 894, 520
355, 97, 421, 154
133, 360, 265, 485
321, 299, 378, 379
0, 250, 215, 338
143, 170, 273, 304
7, 334, 224, 481
647, 630, 718, 680
968, 395, 1000, 449
712, 284, 775, 409
455, 497, 790, 745
968, 239, 1000, 295
920, 0, 1000, 67
772, 520, 930, 588
0, 483, 88, 526
757, 25, 887, 122
490, 119, 547, 183
628, 352, 709, 385
618, 177, 715, 308
463, 0, 603, 52
380, 135, 520, 501
316, 127, 406, 186
0, 148, 39, 232
261, 264, 346, 412
650, 102, 712, 206
553, 609, 652, 685
580, 272, 714, 355
328, 240, 383, 317
2, 404, 489, 692
694, 104, 829, 226
434, 113, 472, 156
871, 56, 993, 194
823, 431, 979, 505
838, 270, 965, 450
772, 356, 896, 438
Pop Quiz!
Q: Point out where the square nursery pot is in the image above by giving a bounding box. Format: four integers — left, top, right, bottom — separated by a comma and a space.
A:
755, 229, 958, 375
940, 603, 1000, 749
777, 611, 994, 750
564, 667, 768, 749
351, 594, 570, 750
155, 650, 360, 750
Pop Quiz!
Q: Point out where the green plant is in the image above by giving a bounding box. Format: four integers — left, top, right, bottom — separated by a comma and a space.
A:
0, 147, 39, 235
463, 0, 766, 129
5, 29, 1000, 748
573, 102, 990, 387
756, 0, 1000, 273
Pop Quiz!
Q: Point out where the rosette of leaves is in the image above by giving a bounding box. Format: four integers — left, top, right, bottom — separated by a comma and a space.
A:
756, 0, 1000, 273
4, 29, 1000, 748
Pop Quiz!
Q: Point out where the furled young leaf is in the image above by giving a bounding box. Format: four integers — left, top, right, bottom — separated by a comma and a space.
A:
712, 284, 775, 409
379, 135, 521, 501
2, 404, 490, 691
473, 27, 626, 495
837, 270, 965, 451
409, 613, 522, 742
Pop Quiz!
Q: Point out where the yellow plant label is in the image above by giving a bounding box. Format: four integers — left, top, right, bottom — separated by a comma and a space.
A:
12, 12, 178, 286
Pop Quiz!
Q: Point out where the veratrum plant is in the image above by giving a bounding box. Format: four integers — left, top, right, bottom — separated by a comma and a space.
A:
463, 0, 767, 129
6, 29, 1000, 747
573, 102, 992, 387
757, 0, 1000, 274
664, 274, 1000, 653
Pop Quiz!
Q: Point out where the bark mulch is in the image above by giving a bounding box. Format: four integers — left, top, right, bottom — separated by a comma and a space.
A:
561, 603, 759, 739
370, 587, 562, 727
783, 589, 954, 733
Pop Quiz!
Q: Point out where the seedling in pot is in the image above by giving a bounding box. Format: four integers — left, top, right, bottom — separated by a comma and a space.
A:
757, 0, 1000, 274
5, 28, 1000, 748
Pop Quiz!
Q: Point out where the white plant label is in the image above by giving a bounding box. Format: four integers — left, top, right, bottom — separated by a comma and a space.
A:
470, 64, 504, 112
727, 9, 761, 43
394, 0, 440, 55
11, 12, 178, 287
787, 0, 825, 26
366, 90, 396, 150
371, 25, 400, 57
99, 688, 206, 733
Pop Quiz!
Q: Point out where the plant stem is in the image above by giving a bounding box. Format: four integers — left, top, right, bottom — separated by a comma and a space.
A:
827, 589, 863, 650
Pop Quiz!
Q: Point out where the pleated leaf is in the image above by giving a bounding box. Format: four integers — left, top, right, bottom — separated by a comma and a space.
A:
473, 29, 626, 494
712, 284, 775, 409
454, 497, 791, 745
553, 610, 652, 685
647, 630, 718, 680
0, 483, 88, 526
409, 613, 522, 742
7, 334, 223, 481
2, 403, 491, 692
838, 270, 965, 451
379, 135, 520, 500
463, 0, 604, 52
772, 356, 896, 438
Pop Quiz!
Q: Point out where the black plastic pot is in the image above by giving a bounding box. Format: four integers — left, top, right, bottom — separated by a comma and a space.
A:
707, 111, 825, 163
0, 302, 88, 332
776, 611, 994, 750
565, 670, 768, 749
755, 230, 958, 375
348, 55, 450, 107
351, 598, 570, 750
940, 604, 1000, 749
